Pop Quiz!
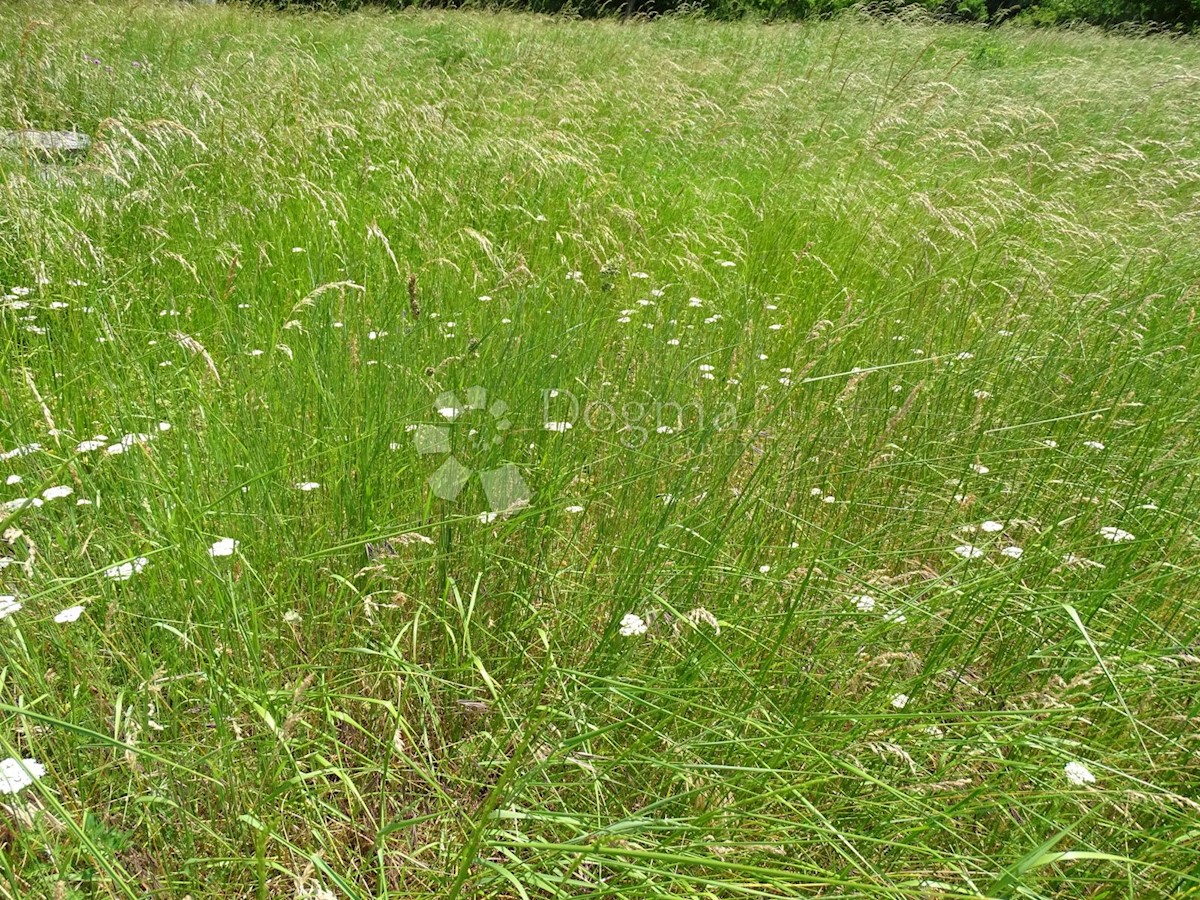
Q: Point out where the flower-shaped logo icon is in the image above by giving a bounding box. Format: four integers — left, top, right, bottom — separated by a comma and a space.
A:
413, 386, 532, 514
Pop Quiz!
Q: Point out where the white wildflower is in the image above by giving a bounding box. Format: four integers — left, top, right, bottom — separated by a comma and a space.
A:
1064, 761, 1096, 786
544, 421, 572, 433
1083, 441, 1105, 451
0, 758, 45, 795
294, 482, 321, 492
851, 594, 876, 612
1000, 546, 1024, 559
41, 485, 73, 501
54, 605, 85, 624
1098, 526, 1134, 543
0, 596, 22, 619
980, 520, 1004, 533
104, 557, 148, 581
954, 544, 985, 559
619, 613, 647, 637
208, 537, 239, 557
891, 693, 909, 709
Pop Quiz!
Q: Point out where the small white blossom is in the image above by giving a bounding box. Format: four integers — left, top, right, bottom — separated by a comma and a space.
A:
208, 537, 239, 557
104, 557, 148, 581
1000, 546, 1024, 559
891, 693, 909, 709
883, 608, 907, 624
0, 596, 22, 619
544, 422, 572, 433
970, 463, 989, 475
54, 605, 85, 624
564, 505, 585, 513
1083, 440, 1105, 451
758, 565, 771, 574
294, 482, 321, 492
1064, 761, 1096, 786
5, 475, 20, 485
1098, 526, 1134, 543
954, 544, 985, 559
980, 520, 1004, 533
0, 758, 45, 795
41, 485, 73, 501
619, 613, 647, 637
851, 594, 876, 612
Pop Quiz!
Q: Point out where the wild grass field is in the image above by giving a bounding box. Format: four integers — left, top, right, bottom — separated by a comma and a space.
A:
2, 2, 1200, 897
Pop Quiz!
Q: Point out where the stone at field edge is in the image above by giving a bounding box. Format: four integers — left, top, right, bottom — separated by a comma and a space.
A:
0, 130, 92, 162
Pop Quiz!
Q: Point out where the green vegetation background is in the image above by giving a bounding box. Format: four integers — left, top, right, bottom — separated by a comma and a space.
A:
246, 0, 1200, 33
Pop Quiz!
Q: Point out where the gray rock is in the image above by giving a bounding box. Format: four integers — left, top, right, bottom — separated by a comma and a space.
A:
0, 130, 92, 162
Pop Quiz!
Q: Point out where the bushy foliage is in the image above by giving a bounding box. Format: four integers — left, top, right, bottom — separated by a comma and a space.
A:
242, 0, 1200, 27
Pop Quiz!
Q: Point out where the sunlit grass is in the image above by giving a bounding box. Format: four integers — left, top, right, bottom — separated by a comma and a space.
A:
1, 2, 1199, 897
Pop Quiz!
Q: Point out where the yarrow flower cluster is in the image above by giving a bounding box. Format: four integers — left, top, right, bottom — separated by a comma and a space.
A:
1064, 761, 1096, 785
619, 613, 647, 637
104, 557, 149, 581
0, 757, 45, 795
54, 605, 85, 624
851, 594, 876, 612
209, 537, 239, 557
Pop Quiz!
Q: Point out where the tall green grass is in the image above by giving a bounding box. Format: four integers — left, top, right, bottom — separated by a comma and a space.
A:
1, 2, 1199, 897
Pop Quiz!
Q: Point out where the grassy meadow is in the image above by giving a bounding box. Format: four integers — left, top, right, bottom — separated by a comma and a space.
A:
2, 2, 1200, 897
